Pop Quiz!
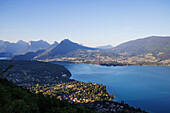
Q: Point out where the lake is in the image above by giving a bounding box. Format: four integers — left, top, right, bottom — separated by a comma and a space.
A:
0, 57, 9, 60
53, 62, 170, 113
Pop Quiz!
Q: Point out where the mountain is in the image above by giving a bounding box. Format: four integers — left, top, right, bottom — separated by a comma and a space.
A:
97, 45, 113, 49
19, 40, 50, 54
10, 41, 59, 60
3, 36, 170, 64
113, 36, 170, 55
46, 41, 58, 50
0, 40, 51, 56
35, 39, 96, 59
0, 52, 12, 57
0, 40, 28, 56
33, 36, 169, 65
16, 40, 28, 46
10, 49, 46, 60
27, 40, 50, 51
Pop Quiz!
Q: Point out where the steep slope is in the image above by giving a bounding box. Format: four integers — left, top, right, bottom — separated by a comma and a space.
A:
0, 77, 94, 113
10, 50, 46, 60
36, 39, 96, 59
113, 36, 170, 55
46, 41, 58, 50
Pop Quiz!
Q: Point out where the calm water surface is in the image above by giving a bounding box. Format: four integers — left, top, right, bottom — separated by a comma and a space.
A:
0, 57, 9, 60
53, 62, 170, 113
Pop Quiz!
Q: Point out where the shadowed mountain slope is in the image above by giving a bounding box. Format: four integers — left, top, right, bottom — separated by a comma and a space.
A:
10, 50, 46, 60
36, 39, 96, 59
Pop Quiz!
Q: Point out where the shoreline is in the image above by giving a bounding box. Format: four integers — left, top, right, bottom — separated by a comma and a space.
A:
30, 80, 147, 113
39, 59, 170, 66
0, 56, 169, 66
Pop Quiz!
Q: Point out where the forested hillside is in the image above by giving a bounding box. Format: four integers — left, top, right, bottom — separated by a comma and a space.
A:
0, 78, 95, 113
0, 60, 71, 87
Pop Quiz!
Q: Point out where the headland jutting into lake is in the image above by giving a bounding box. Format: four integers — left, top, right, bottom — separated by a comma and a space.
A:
0, 59, 148, 113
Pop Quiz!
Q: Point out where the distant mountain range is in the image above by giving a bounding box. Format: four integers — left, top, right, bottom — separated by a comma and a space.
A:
35, 39, 96, 59
96, 45, 113, 49
10, 50, 46, 60
0, 40, 58, 57
3, 36, 170, 65
11, 39, 96, 60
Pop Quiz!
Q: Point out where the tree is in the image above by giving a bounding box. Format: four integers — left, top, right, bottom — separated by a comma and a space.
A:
7, 99, 29, 113
111, 94, 114, 99
0, 64, 13, 78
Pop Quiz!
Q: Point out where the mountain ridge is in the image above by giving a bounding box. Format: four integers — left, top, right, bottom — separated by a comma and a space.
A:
97, 45, 113, 49
35, 39, 96, 59
0, 40, 58, 57
113, 36, 170, 55
5, 36, 170, 65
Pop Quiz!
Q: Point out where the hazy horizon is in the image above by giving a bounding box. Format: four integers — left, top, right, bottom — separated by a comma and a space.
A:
1, 0, 170, 47
0, 35, 170, 48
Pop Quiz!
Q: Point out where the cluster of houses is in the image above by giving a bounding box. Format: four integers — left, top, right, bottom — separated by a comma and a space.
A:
80, 101, 146, 113
50, 52, 169, 66
57, 94, 95, 103
30, 81, 146, 113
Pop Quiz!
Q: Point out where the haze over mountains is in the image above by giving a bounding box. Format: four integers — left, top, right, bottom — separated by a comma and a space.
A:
1, 36, 170, 65
97, 45, 113, 49
0, 40, 52, 57
35, 39, 96, 59
10, 39, 96, 60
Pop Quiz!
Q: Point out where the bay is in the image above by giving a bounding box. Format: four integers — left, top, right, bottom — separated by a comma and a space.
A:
52, 62, 170, 113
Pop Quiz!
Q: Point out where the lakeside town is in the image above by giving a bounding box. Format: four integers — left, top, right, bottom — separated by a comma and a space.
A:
30, 81, 147, 113
42, 50, 170, 66
30, 81, 114, 103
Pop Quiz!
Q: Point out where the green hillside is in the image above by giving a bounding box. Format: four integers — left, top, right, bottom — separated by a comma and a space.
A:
0, 60, 71, 87
0, 78, 95, 113
0, 65, 146, 113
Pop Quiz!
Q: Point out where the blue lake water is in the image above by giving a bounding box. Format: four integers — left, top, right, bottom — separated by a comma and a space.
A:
53, 62, 170, 113
0, 57, 9, 60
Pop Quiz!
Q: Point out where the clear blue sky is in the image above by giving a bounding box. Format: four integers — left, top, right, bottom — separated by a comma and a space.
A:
0, 0, 170, 47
